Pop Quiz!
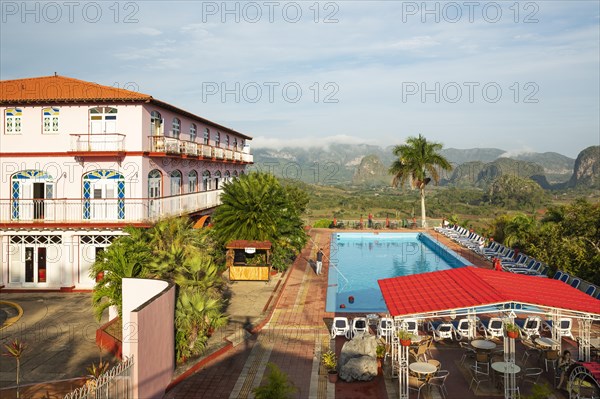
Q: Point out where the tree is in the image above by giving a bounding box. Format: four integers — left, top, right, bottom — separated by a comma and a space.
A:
389, 134, 452, 227
90, 226, 152, 321
211, 172, 307, 270
503, 213, 538, 248
252, 363, 297, 399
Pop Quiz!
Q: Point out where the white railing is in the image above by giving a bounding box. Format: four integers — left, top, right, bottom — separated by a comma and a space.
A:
184, 141, 198, 156
64, 356, 134, 399
225, 149, 233, 160
148, 137, 251, 163
242, 153, 253, 163
214, 148, 224, 159
1, 190, 222, 223
234, 151, 242, 161
201, 144, 213, 158
70, 134, 125, 152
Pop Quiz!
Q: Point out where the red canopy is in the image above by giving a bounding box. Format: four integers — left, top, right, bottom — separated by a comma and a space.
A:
378, 266, 600, 317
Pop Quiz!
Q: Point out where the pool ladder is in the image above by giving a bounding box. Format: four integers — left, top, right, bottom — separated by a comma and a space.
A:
330, 262, 349, 292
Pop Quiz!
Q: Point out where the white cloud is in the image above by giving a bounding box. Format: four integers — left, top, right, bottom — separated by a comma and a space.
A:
252, 135, 372, 150
388, 36, 440, 50
135, 27, 162, 36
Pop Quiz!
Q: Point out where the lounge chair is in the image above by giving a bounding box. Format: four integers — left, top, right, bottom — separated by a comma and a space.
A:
553, 270, 563, 280
377, 317, 394, 340
480, 317, 504, 339
452, 318, 471, 341
559, 273, 570, 283
350, 317, 369, 338
428, 321, 454, 342
570, 278, 581, 289
331, 317, 350, 339
397, 317, 419, 336
543, 318, 574, 340
515, 317, 542, 340
585, 285, 597, 297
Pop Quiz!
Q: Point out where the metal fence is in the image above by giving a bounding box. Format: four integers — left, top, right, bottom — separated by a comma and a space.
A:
64, 356, 134, 399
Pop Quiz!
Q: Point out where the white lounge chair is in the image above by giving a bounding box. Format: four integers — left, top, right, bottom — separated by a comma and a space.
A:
515, 317, 542, 340
377, 317, 394, 340
350, 317, 369, 338
452, 318, 476, 341
331, 316, 350, 339
480, 317, 504, 339
428, 321, 454, 342
398, 318, 419, 337
543, 318, 574, 340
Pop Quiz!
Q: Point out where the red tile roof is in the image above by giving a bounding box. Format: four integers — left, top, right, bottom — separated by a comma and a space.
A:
0, 75, 152, 103
378, 266, 600, 316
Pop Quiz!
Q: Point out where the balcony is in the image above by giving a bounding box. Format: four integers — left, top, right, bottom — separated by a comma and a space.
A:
0, 190, 223, 225
69, 133, 126, 154
147, 136, 249, 163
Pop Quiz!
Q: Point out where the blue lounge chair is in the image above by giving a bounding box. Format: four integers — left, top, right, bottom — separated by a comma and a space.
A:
552, 270, 563, 280
585, 285, 597, 297
570, 278, 581, 289
559, 273, 570, 284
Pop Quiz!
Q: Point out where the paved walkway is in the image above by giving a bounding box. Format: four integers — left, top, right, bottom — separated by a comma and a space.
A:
165, 229, 335, 399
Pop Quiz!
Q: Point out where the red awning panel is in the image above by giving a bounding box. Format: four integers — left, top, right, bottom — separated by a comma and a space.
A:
378, 266, 600, 317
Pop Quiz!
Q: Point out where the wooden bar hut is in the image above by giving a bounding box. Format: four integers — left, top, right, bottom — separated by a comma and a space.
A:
226, 240, 272, 281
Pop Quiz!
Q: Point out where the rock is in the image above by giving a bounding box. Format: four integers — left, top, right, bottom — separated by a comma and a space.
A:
339, 333, 377, 366
338, 333, 378, 382
339, 355, 378, 382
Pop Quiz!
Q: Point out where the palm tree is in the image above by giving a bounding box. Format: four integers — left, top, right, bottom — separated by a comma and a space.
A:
504, 213, 537, 248
90, 226, 152, 320
389, 134, 452, 228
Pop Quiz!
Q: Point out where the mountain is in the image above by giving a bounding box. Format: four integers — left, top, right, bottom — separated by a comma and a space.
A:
252, 144, 575, 187
568, 146, 600, 188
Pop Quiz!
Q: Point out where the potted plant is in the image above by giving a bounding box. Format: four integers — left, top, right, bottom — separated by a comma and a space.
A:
505, 322, 520, 339
376, 344, 386, 374
321, 350, 338, 383
396, 329, 414, 346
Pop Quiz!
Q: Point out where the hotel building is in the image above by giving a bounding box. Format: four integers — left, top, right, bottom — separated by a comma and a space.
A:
0, 75, 252, 290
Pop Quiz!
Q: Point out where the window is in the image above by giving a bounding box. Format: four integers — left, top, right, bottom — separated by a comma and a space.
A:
170, 170, 182, 195
172, 118, 181, 139
82, 170, 125, 220
43, 107, 59, 134
215, 131, 220, 147
190, 123, 197, 141
5, 108, 22, 134
203, 128, 209, 145
202, 170, 211, 191
90, 107, 117, 133
150, 111, 162, 136
233, 137, 238, 150
188, 170, 198, 193
225, 135, 230, 148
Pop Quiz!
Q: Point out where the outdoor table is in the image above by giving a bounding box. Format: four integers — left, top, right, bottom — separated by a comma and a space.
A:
409, 361, 437, 380
535, 337, 559, 347
491, 362, 521, 374
471, 339, 497, 350
589, 338, 600, 348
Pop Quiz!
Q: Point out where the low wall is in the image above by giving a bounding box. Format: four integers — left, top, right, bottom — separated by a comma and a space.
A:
122, 278, 175, 399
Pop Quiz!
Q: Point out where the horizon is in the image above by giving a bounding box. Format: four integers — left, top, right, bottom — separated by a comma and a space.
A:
1, 1, 598, 159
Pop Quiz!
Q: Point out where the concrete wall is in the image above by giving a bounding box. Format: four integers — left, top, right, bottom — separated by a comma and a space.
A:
122, 278, 175, 399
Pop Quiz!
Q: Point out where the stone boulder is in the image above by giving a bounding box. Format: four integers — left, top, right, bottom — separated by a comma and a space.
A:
339, 333, 378, 382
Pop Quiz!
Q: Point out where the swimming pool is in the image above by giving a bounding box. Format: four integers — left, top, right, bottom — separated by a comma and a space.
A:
325, 232, 473, 313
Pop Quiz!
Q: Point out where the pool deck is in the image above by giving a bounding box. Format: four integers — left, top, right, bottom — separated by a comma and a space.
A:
164, 227, 585, 399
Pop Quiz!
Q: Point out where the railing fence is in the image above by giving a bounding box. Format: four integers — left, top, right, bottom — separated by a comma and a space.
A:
63, 356, 134, 399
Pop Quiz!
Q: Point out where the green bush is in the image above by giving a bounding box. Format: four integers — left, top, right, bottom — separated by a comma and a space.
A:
252, 363, 297, 399
313, 219, 332, 228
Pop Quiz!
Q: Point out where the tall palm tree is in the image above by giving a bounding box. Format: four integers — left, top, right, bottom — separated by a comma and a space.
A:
389, 134, 452, 228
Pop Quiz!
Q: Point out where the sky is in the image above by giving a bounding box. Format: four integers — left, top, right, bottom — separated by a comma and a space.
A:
1, 1, 599, 158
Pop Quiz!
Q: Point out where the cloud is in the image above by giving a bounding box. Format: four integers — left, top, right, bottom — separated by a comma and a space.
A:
388, 36, 440, 50
135, 27, 162, 36
252, 135, 372, 150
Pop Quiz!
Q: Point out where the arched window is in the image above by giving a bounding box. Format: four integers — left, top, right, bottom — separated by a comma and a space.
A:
233, 170, 239, 177
148, 169, 162, 218
172, 118, 181, 139
214, 170, 222, 189
233, 137, 238, 150
225, 135, 230, 148
190, 123, 197, 141
188, 170, 198, 193
83, 170, 125, 220
170, 170, 182, 195
42, 107, 59, 134
150, 111, 162, 136
224, 170, 231, 184
202, 170, 211, 191
215, 132, 220, 147
203, 128, 210, 145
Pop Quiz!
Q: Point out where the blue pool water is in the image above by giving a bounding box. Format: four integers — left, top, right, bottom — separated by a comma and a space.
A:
325, 233, 473, 313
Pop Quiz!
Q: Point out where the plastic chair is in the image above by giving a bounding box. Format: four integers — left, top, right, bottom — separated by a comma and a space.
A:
408, 376, 427, 399
428, 369, 449, 399
521, 367, 543, 384
331, 317, 350, 339
377, 317, 394, 340
469, 363, 490, 394
350, 317, 369, 338
459, 341, 476, 365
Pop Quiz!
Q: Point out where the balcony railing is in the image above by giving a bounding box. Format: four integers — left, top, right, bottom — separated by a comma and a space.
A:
148, 136, 249, 162
70, 133, 125, 152
1, 190, 222, 224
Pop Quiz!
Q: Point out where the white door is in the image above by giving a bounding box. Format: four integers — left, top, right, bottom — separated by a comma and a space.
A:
90, 107, 118, 134
91, 180, 118, 220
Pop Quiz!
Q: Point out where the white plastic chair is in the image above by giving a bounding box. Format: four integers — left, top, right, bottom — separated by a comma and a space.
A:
399, 318, 419, 336
350, 317, 369, 338
377, 317, 394, 339
543, 318, 574, 340
331, 317, 350, 339
452, 318, 471, 341
516, 317, 542, 340
480, 317, 504, 339
428, 321, 454, 342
